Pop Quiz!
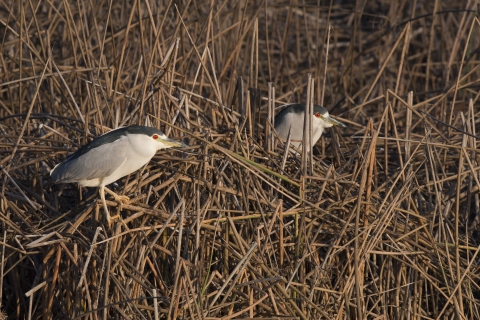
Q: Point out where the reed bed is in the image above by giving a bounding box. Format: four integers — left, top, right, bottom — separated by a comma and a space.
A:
1, 0, 479, 319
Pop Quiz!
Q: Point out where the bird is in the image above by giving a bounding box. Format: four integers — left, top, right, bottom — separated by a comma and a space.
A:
274, 104, 346, 150
50, 125, 187, 225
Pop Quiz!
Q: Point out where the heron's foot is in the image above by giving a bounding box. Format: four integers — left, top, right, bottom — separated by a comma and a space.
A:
104, 214, 121, 227
114, 194, 130, 204
104, 187, 130, 204
109, 214, 121, 223
102, 209, 122, 227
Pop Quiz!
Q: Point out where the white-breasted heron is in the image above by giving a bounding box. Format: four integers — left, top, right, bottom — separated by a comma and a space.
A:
274, 104, 346, 150
50, 125, 187, 225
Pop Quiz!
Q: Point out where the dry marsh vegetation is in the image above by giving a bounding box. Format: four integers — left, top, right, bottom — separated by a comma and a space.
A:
1, 0, 480, 319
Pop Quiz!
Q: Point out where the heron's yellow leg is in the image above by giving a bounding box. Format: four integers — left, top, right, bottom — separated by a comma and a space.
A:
99, 185, 113, 226
99, 186, 124, 226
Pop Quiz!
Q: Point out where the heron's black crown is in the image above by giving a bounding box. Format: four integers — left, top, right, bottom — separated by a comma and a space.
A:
274, 104, 328, 123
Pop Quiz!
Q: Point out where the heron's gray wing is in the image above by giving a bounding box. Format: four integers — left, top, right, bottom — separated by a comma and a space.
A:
51, 136, 129, 183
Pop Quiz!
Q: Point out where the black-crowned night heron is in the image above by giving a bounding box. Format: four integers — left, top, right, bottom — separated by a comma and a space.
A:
50, 125, 187, 225
274, 104, 346, 150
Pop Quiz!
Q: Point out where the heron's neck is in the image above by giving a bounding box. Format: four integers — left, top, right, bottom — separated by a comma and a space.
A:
311, 126, 324, 146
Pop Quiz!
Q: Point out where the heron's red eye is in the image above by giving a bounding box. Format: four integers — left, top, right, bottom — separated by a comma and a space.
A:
152, 134, 159, 140
315, 112, 321, 118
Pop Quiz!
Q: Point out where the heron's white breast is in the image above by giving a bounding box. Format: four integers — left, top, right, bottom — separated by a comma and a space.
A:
99, 134, 156, 185
276, 112, 328, 150
275, 112, 306, 148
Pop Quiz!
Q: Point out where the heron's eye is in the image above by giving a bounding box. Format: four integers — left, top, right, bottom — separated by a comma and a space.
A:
315, 112, 321, 118
152, 134, 159, 140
